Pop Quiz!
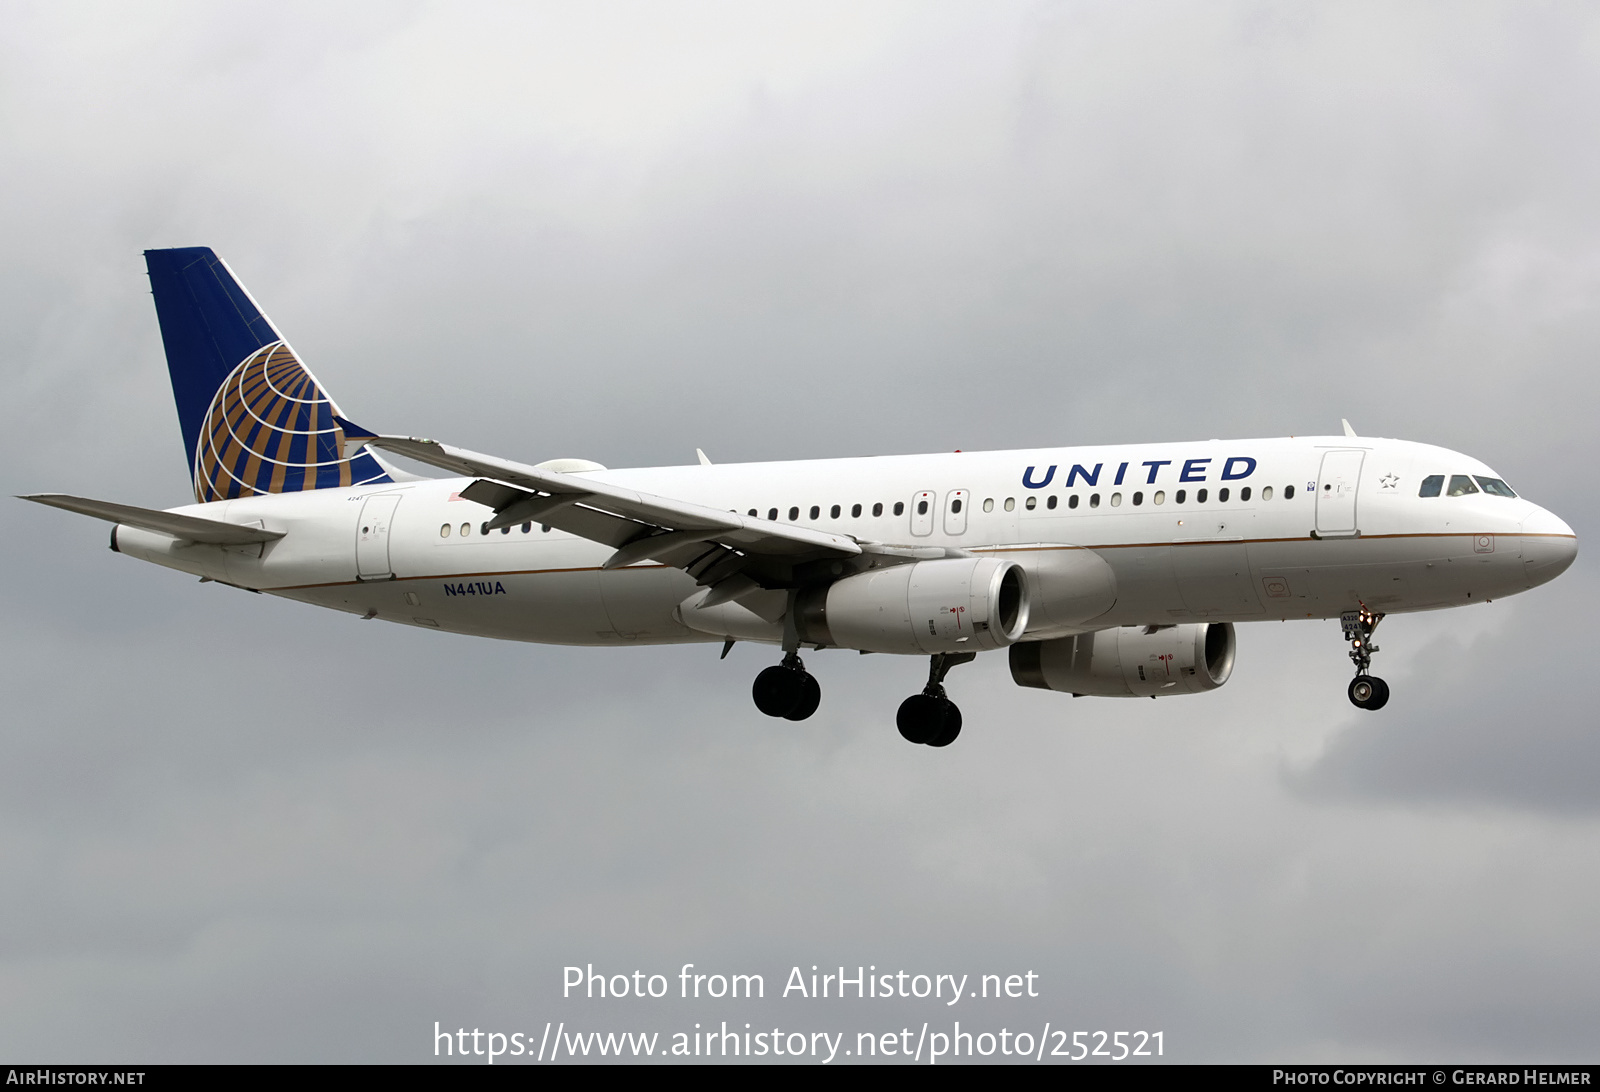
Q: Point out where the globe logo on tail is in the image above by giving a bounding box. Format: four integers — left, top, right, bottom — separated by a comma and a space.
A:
192, 341, 387, 502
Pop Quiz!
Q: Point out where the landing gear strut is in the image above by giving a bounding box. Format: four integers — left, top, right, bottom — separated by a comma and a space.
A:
897, 652, 975, 747
1341, 607, 1390, 711
753, 591, 822, 721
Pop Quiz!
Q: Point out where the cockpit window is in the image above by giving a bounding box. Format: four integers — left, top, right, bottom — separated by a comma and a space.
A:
1419, 475, 1443, 498
1447, 475, 1480, 497
1474, 476, 1517, 498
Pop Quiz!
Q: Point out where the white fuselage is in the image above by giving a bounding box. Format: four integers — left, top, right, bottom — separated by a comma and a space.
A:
110, 435, 1577, 651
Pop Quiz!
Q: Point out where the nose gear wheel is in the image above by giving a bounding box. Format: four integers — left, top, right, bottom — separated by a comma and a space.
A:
1348, 675, 1390, 711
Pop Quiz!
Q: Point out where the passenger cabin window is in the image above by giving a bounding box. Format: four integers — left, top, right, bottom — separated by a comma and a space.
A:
460, 523, 471, 537
851, 503, 862, 517
1132, 491, 1143, 506
1262, 486, 1273, 500
1419, 475, 1443, 498
1447, 475, 1479, 497
1218, 488, 1229, 502
1475, 476, 1517, 498
1004, 498, 1015, 512
1069, 495, 1080, 509
1240, 486, 1251, 501
1175, 490, 1186, 504
1110, 492, 1122, 506
1047, 495, 1058, 509
1196, 489, 1207, 503
810, 505, 820, 520
440, 523, 451, 538
831, 504, 841, 518
893, 502, 905, 516
1025, 496, 1036, 510
789, 507, 800, 521
767, 508, 778, 520
1089, 493, 1100, 508
917, 500, 929, 515
1154, 490, 1165, 504
1284, 485, 1295, 499
983, 498, 994, 512
873, 502, 884, 517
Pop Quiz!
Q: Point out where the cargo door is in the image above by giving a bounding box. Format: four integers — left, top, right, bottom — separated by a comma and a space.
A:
1171, 540, 1264, 616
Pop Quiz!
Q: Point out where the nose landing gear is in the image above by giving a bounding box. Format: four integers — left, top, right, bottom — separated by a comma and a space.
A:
1342, 607, 1390, 711
897, 652, 976, 747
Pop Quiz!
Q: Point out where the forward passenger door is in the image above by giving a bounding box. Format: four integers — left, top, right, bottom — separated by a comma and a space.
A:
1315, 451, 1365, 537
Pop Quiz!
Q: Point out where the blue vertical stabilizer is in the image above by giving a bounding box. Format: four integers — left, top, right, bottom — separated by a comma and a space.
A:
144, 247, 391, 502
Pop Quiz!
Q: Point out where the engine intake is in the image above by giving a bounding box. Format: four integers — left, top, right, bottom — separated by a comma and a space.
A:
797, 557, 1030, 655
1010, 623, 1235, 697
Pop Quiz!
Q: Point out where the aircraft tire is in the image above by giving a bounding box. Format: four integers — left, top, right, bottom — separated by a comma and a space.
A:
1348, 675, 1390, 711
753, 666, 805, 718
925, 702, 962, 747
782, 673, 822, 721
897, 693, 947, 744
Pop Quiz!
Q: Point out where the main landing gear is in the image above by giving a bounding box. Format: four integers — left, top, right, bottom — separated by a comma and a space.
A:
1342, 607, 1390, 711
752, 589, 823, 721
897, 652, 975, 748
752, 651, 822, 721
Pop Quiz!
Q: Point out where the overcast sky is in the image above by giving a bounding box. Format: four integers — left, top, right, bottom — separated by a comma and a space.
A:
3, 0, 1598, 1063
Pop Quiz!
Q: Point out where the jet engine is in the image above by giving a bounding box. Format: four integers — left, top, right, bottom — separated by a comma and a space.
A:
1009, 623, 1235, 697
795, 557, 1030, 655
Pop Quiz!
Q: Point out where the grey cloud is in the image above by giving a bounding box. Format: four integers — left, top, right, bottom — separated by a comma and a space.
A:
1292, 569, 1600, 815
2, 0, 1599, 1064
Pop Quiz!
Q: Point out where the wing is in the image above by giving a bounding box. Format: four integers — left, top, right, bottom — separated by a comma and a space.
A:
19, 493, 285, 546
358, 433, 872, 601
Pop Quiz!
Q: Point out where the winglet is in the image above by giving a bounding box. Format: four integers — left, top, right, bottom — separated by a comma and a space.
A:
1342, 419, 1358, 438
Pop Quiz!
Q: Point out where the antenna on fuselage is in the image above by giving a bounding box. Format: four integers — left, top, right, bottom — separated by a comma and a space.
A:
1341, 419, 1358, 438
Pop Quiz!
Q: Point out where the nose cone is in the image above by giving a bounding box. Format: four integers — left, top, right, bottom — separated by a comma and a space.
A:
1521, 507, 1578, 587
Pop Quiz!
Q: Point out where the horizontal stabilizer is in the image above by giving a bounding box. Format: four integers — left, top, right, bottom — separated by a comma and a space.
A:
19, 494, 285, 546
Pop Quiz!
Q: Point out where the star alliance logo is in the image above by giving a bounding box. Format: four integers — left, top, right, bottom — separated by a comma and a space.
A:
1379, 473, 1399, 490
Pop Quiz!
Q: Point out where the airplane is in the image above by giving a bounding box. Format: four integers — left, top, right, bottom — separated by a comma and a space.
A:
22, 247, 1579, 747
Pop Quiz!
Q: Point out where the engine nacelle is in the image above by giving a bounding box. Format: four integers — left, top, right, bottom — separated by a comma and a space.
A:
798, 557, 1030, 655
1009, 623, 1235, 697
